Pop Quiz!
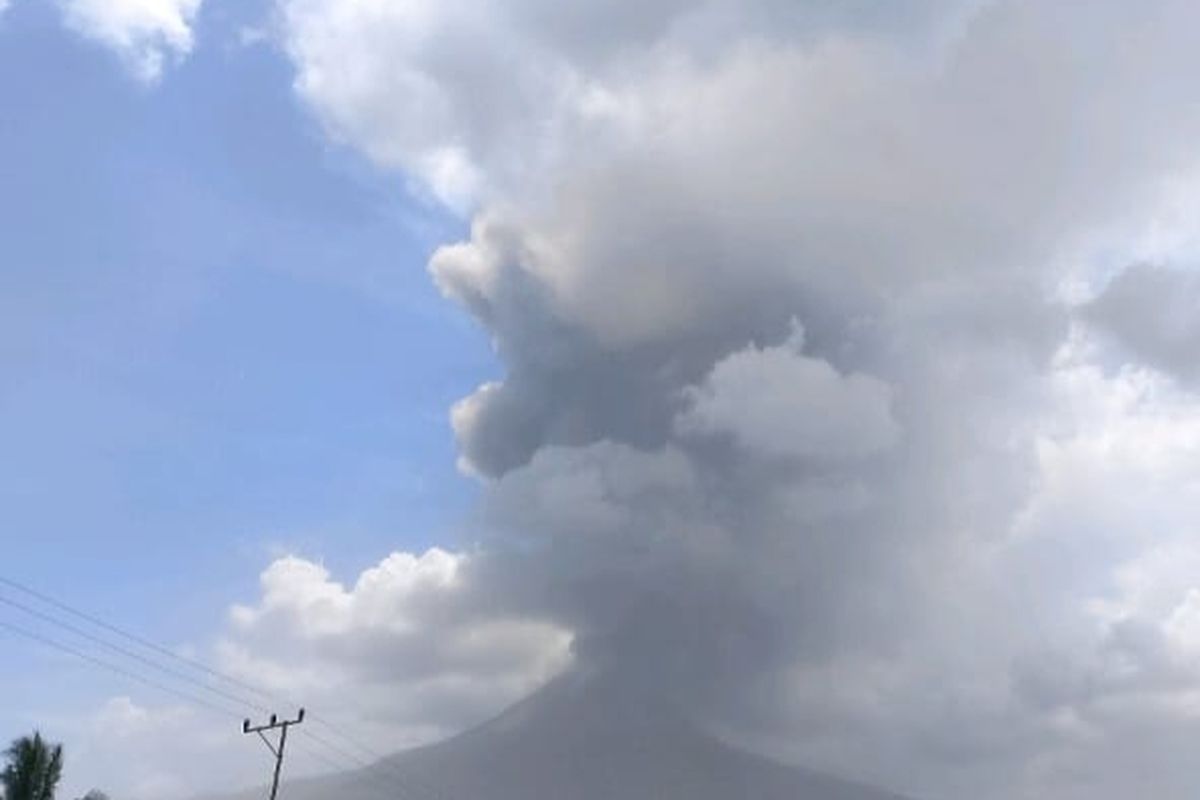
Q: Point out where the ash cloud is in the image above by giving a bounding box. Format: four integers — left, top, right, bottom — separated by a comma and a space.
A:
1084, 264, 1200, 385
255, 1, 1200, 797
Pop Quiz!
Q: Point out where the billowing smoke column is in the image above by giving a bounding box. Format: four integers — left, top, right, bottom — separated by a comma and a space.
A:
402, 0, 1194, 702
247, 0, 1200, 796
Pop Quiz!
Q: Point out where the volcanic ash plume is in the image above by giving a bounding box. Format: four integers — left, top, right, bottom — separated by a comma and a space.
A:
226, 1, 1200, 796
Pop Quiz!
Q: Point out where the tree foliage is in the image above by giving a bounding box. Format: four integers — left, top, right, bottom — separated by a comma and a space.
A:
1, 732, 64, 800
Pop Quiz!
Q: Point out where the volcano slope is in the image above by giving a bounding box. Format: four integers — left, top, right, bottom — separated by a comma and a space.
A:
219, 670, 913, 800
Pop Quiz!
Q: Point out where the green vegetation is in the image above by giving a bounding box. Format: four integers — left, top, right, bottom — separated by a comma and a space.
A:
1, 732, 64, 800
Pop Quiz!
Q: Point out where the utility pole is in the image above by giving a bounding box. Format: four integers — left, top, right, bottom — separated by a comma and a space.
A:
243, 709, 305, 800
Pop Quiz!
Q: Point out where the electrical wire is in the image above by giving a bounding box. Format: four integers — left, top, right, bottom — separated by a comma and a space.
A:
0, 574, 428, 776
0, 575, 456, 800
0, 616, 426, 800
0, 618, 245, 722
0, 593, 274, 716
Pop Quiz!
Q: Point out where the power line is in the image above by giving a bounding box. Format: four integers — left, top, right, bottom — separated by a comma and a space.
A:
1, 574, 396, 762
0, 575, 456, 800
0, 617, 411, 798
244, 710, 306, 800
298, 732, 409, 796
0, 618, 245, 721
300, 728, 445, 800
289, 737, 407, 800
0, 575, 278, 704
0, 592, 273, 716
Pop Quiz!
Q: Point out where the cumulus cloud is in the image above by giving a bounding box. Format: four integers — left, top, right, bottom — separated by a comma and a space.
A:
220, 549, 571, 745
58, 0, 202, 82
277, 0, 969, 209
258, 0, 1200, 797
676, 325, 900, 461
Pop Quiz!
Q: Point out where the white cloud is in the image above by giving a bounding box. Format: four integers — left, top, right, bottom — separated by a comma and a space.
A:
53, 696, 266, 800
277, 0, 965, 209
267, 0, 1200, 797
1164, 590, 1200, 660
677, 326, 899, 461
220, 549, 572, 746
58, 0, 202, 82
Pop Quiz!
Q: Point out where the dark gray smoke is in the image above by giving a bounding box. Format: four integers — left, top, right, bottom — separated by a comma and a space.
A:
229, 1, 1200, 796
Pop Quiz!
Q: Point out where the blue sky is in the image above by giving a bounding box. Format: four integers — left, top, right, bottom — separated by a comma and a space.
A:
8, 2, 1200, 799
0, 0, 488, 752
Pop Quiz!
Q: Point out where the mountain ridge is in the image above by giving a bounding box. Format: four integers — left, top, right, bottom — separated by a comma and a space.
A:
211, 669, 913, 800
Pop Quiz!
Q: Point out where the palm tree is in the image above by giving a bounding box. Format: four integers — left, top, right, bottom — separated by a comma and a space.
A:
1, 732, 64, 800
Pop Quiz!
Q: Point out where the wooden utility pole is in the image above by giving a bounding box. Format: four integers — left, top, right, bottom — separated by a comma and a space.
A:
243, 709, 305, 800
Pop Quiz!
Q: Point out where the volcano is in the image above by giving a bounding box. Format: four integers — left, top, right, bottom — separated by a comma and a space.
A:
222, 670, 913, 800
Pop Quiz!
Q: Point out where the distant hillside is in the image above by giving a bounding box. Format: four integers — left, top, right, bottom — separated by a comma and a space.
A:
213, 670, 912, 800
